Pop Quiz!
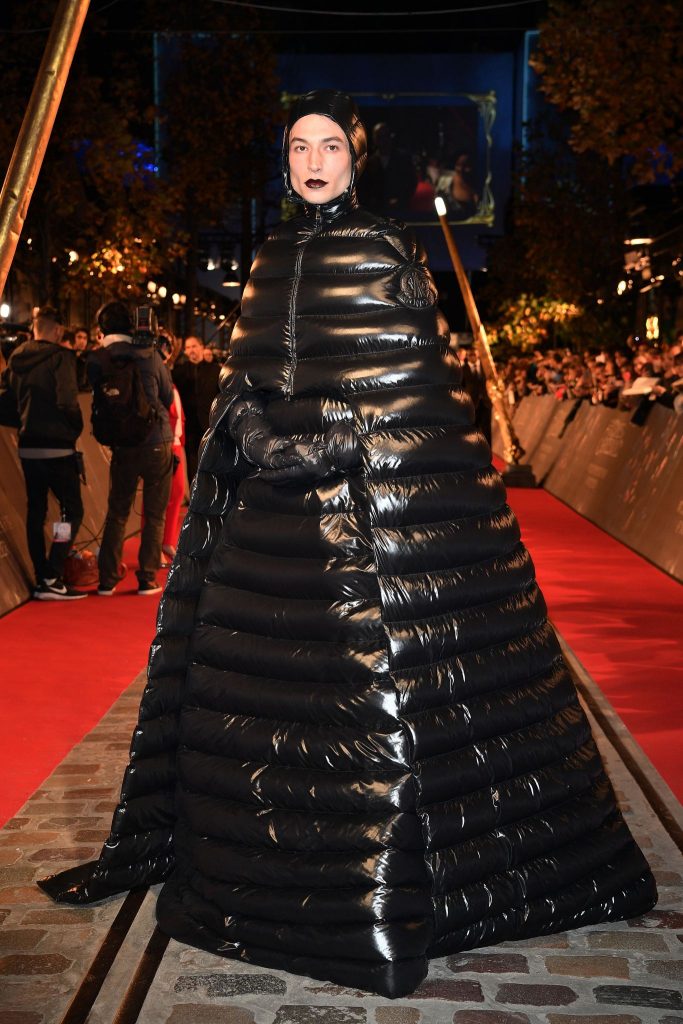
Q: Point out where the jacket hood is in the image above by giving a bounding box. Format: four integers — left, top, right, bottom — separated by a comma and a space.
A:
9, 339, 62, 376
282, 89, 367, 212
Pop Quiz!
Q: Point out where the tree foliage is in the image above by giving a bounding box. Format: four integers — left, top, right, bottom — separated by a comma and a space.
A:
0, 0, 281, 309
515, 128, 627, 305
141, 3, 282, 306
488, 294, 582, 352
1, 1, 179, 304
530, 0, 683, 182
154, 14, 280, 217
481, 119, 630, 348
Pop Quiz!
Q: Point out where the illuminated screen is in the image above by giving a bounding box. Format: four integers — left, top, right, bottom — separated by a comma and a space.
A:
353, 93, 496, 226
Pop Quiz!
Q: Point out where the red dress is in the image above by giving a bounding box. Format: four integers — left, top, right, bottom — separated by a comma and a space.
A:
163, 385, 185, 551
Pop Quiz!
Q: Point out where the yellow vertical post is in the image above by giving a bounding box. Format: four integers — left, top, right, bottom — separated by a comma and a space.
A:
0, 0, 92, 298
434, 198, 536, 486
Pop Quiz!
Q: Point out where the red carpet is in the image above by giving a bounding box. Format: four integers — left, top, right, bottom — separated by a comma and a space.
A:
1, 484, 681, 827
503, 481, 683, 803
0, 539, 168, 827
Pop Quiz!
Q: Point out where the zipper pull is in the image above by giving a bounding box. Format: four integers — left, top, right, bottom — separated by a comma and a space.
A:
315, 206, 322, 230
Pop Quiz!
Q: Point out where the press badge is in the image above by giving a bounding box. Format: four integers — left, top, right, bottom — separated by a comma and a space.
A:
52, 520, 72, 542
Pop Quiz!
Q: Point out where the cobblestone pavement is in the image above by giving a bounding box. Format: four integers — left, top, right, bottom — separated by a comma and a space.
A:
1, 661, 681, 1024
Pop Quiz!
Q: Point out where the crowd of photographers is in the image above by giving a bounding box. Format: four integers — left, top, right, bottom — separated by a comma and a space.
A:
501, 335, 683, 415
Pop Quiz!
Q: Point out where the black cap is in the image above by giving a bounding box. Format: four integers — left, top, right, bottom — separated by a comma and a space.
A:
282, 89, 367, 204
96, 300, 133, 336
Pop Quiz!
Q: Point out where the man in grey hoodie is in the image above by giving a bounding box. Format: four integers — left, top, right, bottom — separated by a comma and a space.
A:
6, 306, 86, 600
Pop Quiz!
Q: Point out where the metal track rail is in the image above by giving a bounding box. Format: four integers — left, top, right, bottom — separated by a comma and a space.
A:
54, 632, 681, 1023
58, 888, 148, 1024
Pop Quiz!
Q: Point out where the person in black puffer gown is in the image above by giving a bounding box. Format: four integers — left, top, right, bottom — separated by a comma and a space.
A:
39, 90, 656, 999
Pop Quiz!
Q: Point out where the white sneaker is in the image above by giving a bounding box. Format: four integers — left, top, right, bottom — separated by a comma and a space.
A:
34, 578, 88, 601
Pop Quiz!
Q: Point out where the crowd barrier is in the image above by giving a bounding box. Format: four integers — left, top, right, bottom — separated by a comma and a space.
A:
3, 393, 680, 613
493, 395, 683, 582
0, 395, 140, 616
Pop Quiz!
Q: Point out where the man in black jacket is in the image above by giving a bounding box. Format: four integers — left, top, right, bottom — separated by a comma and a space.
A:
89, 301, 174, 596
6, 306, 86, 600
172, 336, 220, 485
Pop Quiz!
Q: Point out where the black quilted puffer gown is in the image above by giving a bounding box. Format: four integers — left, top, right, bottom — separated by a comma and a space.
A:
40, 91, 656, 999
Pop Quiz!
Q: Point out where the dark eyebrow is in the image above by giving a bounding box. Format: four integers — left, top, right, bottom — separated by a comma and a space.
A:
289, 136, 345, 145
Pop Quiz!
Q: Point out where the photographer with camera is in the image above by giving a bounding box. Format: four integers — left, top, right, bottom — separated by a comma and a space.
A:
89, 301, 174, 596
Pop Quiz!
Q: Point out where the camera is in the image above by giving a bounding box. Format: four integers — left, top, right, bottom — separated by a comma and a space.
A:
132, 305, 159, 346
0, 323, 29, 362
155, 329, 174, 362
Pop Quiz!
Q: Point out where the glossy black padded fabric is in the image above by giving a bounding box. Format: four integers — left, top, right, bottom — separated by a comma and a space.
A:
39, 195, 656, 998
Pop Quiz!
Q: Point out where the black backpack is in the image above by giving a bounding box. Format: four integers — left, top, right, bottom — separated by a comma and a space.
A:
92, 349, 156, 447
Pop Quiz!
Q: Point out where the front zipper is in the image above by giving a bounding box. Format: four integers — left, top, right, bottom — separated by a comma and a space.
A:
285, 205, 323, 399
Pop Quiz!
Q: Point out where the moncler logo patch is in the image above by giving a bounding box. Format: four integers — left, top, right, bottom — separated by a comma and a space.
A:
398, 267, 437, 308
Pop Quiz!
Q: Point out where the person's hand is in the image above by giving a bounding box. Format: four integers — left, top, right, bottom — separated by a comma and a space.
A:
260, 422, 362, 484
229, 396, 362, 484
228, 395, 292, 469
259, 440, 332, 483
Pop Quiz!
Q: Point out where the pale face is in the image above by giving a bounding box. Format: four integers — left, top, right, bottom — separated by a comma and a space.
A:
288, 113, 353, 205
184, 336, 204, 364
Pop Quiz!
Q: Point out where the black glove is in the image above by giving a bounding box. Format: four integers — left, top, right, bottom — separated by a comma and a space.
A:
227, 395, 294, 471
259, 422, 362, 484
259, 438, 333, 483
228, 395, 362, 484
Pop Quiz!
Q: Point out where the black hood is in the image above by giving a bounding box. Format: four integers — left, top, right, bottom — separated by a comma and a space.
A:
8, 339, 62, 376
282, 89, 368, 210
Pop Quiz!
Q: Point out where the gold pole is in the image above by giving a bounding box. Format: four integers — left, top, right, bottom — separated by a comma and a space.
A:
0, 0, 91, 298
434, 199, 535, 484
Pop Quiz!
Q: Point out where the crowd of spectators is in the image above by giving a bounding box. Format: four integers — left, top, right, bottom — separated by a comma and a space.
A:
500, 334, 683, 415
